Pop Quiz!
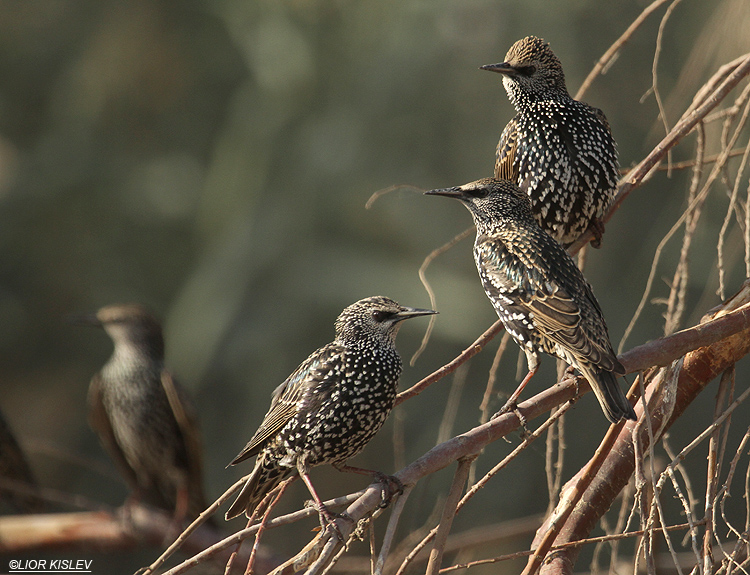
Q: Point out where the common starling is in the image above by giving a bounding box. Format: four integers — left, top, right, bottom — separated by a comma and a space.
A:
75, 304, 209, 520
481, 36, 619, 248
225, 296, 435, 523
426, 178, 636, 423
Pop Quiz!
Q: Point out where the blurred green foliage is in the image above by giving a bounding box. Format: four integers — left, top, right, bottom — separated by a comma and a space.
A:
0, 0, 748, 571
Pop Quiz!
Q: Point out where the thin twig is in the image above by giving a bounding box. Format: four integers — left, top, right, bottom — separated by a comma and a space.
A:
410, 226, 474, 366
718, 115, 750, 298
575, 0, 672, 100
244, 479, 294, 575
664, 122, 705, 336
703, 368, 734, 575
619, 93, 750, 353
653, 147, 749, 171
569, 53, 750, 255
436, 364, 469, 445
396, 320, 504, 406
647, 0, 684, 175
478, 332, 511, 425
142, 475, 247, 575
373, 485, 413, 575
395, 404, 569, 575
439, 521, 705, 573
521, 418, 632, 575
425, 457, 475, 575
365, 184, 425, 209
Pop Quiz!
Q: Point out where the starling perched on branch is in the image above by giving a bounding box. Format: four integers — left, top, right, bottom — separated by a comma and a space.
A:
74, 304, 209, 521
481, 36, 619, 248
426, 178, 635, 423
225, 296, 435, 524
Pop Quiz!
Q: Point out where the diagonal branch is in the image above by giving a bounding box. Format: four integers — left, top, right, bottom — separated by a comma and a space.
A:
534, 282, 750, 575
284, 285, 750, 574
568, 53, 750, 254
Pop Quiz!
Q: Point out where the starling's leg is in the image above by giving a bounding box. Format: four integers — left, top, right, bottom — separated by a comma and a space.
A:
491, 364, 539, 426
561, 365, 583, 399
587, 218, 605, 249
334, 463, 404, 508
297, 463, 346, 541
163, 484, 189, 545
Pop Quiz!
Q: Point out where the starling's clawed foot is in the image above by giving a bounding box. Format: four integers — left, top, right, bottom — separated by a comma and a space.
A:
587, 219, 606, 249
491, 400, 529, 435
323, 507, 355, 542
371, 472, 403, 508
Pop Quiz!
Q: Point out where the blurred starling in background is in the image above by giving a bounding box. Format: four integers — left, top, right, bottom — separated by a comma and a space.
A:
426, 178, 635, 423
225, 296, 435, 523
481, 36, 619, 248
75, 304, 209, 521
0, 409, 43, 513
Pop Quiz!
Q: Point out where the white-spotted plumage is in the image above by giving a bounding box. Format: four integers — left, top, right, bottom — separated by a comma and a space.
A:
483, 36, 618, 248
426, 179, 636, 423
225, 296, 435, 520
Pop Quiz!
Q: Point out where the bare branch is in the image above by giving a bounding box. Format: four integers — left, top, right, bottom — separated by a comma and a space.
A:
575, 0, 672, 100
568, 53, 750, 255
396, 320, 504, 406
410, 226, 474, 366
531, 284, 750, 573
425, 457, 474, 575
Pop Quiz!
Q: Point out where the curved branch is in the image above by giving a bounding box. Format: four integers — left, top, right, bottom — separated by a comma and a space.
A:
534, 282, 750, 575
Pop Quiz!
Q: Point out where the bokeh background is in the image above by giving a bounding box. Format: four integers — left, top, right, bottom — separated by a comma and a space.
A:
1, 0, 748, 572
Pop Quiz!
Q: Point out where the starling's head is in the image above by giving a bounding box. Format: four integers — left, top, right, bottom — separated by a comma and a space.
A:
425, 178, 534, 231
72, 303, 165, 358
334, 296, 436, 347
481, 36, 567, 103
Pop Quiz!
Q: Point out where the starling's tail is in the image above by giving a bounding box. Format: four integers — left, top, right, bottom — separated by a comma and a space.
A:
225, 456, 292, 521
584, 366, 637, 424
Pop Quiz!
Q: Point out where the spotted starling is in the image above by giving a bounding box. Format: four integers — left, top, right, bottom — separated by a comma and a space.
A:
481, 36, 619, 248
426, 178, 636, 423
225, 296, 435, 522
75, 304, 209, 520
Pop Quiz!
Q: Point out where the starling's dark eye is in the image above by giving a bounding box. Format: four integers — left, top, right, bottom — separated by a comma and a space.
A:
516, 65, 536, 76
466, 187, 489, 199
372, 310, 393, 322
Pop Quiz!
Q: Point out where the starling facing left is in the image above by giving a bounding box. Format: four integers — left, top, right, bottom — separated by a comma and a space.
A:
225, 296, 435, 525
76, 304, 209, 521
426, 178, 636, 423
481, 36, 619, 248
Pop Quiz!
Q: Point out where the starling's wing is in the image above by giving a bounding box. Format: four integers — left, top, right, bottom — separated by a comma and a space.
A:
229, 343, 346, 465
588, 104, 612, 131
480, 230, 620, 372
494, 115, 520, 181
87, 375, 139, 491
524, 279, 620, 372
161, 370, 208, 513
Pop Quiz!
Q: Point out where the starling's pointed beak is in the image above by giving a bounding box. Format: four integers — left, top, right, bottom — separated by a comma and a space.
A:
424, 186, 466, 200
66, 313, 102, 328
480, 62, 516, 76
395, 307, 438, 321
